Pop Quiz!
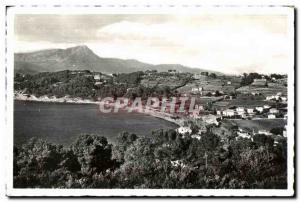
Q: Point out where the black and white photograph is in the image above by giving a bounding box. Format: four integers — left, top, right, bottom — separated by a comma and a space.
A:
5, 5, 295, 197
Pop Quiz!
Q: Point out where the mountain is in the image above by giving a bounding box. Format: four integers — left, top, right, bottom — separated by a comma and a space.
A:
14, 45, 219, 74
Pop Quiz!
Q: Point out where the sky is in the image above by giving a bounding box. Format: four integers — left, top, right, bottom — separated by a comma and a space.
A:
14, 14, 292, 74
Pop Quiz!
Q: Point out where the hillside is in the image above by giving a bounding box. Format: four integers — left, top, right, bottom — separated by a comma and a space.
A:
14, 45, 219, 75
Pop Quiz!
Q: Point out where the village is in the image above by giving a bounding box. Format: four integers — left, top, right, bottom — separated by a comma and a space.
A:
14, 68, 288, 148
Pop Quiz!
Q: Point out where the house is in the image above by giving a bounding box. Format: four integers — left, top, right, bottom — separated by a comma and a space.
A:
191, 87, 203, 94
227, 81, 232, 85
269, 108, 279, 114
195, 104, 204, 111
258, 129, 272, 136
217, 110, 222, 115
268, 114, 276, 119
95, 81, 104, 86
252, 79, 267, 86
274, 140, 279, 146
237, 131, 251, 139
236, 107, 246, 116
176, 127, 192, 135
191, 134, 201, 140
284, 114, 288, 120
94, 74, 101, 80
283, 129, 287, 137
281, 97, 287, 102
222, 109, 235, 117
263, 105, 271, 109
247, 108, 254, 114
266, 95, 280, 101
193, 74, 202, 79
241, 114, 247, 119
171, 160, 185, 168
255, 107, 264, 113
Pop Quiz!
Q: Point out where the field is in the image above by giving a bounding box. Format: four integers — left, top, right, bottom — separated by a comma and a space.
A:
223, 119, 287, 131
236, 84, 287, 96
177, 75, 241, 94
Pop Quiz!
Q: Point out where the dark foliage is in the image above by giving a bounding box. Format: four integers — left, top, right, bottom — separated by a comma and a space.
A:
14, 130, 287, 189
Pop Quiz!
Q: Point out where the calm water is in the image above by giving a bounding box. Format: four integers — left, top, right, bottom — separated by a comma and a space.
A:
14, 101, 177, 146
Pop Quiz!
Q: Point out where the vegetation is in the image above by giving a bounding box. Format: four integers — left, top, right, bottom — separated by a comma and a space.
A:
14, 129, 287, 189
14, 70, 181, 100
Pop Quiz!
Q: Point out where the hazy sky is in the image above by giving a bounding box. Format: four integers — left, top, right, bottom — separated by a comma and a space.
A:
14, 14, 292, 74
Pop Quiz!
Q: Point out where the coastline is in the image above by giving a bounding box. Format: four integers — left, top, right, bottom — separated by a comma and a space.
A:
14, 92, 183, 127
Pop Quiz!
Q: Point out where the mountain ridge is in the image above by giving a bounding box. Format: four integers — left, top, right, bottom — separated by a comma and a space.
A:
14, 45, 222, 75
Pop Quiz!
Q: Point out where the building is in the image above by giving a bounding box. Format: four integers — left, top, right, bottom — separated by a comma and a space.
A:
258, 129, 272, 136
269, 108, 279, 114
252, 79, 267, 86
237, 131, 251, 139
255, 107, 264, 113
247, 108, 254, 114
263, 105, 271, 109
191, 134, 201, 140
236, 107, 245, 112
191, 87, 203, 94
281, 97, 287, 102
222, 109, 235, 117
268, 114, 276, 119
202, 114, 219, 125
283, 129, 287, 137
94, 74, 101, 80
176, 127, 192, 135
95, 81, 104, 86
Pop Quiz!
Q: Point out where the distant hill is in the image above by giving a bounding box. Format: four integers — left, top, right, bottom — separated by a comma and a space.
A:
14, 45, 220, 75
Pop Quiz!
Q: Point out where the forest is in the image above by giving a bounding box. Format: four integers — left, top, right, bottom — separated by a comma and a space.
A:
14, 128, 287, 189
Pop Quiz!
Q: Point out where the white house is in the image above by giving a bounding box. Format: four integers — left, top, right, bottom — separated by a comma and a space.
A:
202, 114, 219, 125
236, 107, 245, 113
95, 81, 103, 86
191, 87, 203, 94
258, 130, 272, 136
237, 131, 251, 139
94, 74, 101, 80
191, 134, 201, 140
274, 140, 279, 146
222, 109, 235, 117
255, 107, 264, 113
227, 81, 232, 85
283, 129, 287, 137
247, 108, 254, 114
263, 105, 271, 109
268, 114, 276, 119
176, 127, 192, 135
281, 97, 287, 102
269, 108, 279, 114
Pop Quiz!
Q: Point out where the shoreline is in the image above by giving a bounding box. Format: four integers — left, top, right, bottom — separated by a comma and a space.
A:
14, 92, 183, 127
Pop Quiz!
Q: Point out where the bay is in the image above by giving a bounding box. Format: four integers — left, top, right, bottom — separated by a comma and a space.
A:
14, 100, 177, 146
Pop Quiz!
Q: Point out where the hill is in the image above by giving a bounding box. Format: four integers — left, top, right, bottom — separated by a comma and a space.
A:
14, 45, 219, 75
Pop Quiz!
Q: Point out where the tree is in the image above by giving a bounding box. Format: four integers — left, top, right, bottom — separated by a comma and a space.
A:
209, 73, 217, 79
71, 135, 116, 174
270, 127, 284, 136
